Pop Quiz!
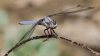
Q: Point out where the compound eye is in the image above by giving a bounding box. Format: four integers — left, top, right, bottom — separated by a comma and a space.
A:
53, 20, 57, 25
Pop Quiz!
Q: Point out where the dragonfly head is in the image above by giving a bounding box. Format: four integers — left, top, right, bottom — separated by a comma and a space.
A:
43, 16, 57, 29
50, 20, 57, 29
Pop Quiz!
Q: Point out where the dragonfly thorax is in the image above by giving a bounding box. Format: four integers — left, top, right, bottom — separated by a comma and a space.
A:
42, 17, 57, 29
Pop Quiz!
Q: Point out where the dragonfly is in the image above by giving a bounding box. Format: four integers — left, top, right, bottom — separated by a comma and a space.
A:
14, 5, 94, 50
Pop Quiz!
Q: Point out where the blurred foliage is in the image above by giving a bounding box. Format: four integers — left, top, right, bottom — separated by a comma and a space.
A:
0, 9, 9, 27
63, 51, 70, 56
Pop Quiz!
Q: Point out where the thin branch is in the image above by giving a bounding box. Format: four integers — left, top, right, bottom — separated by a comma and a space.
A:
59, 36, 100, 56
4, 35, 100, 56
4, 35, 53, 56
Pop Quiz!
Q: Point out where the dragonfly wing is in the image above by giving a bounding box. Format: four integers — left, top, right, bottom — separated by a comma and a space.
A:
48, 5, 94, 17
13, 19, 42, 51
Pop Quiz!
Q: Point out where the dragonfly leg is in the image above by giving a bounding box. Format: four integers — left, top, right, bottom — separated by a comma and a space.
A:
52, 29, 58, 36
44, 27, 50, 36
51, 29, 58, 38
42, 28, 50, 42
46, 28, 51, 35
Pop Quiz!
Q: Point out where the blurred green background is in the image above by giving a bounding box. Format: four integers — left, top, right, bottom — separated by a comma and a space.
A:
0, 0, 100, 56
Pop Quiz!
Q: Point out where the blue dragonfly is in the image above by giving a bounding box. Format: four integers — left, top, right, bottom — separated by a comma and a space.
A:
14, 5, 94, 50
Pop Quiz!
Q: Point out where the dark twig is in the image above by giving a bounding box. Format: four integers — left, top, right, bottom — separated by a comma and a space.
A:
4, 35, 100, 56
58, 36, 100, 56
4, 35, 53, 56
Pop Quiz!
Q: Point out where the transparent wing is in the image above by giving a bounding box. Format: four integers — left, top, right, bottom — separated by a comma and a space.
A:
13, 19, 42, 51
48, 5, 94, 17
17, 25, 37, 44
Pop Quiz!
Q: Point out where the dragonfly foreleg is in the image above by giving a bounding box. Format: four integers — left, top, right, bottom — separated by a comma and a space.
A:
50, 28, 58, 38
42, 27, 50, 42
52, 29, 58, 38
44, 27, 50, 35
